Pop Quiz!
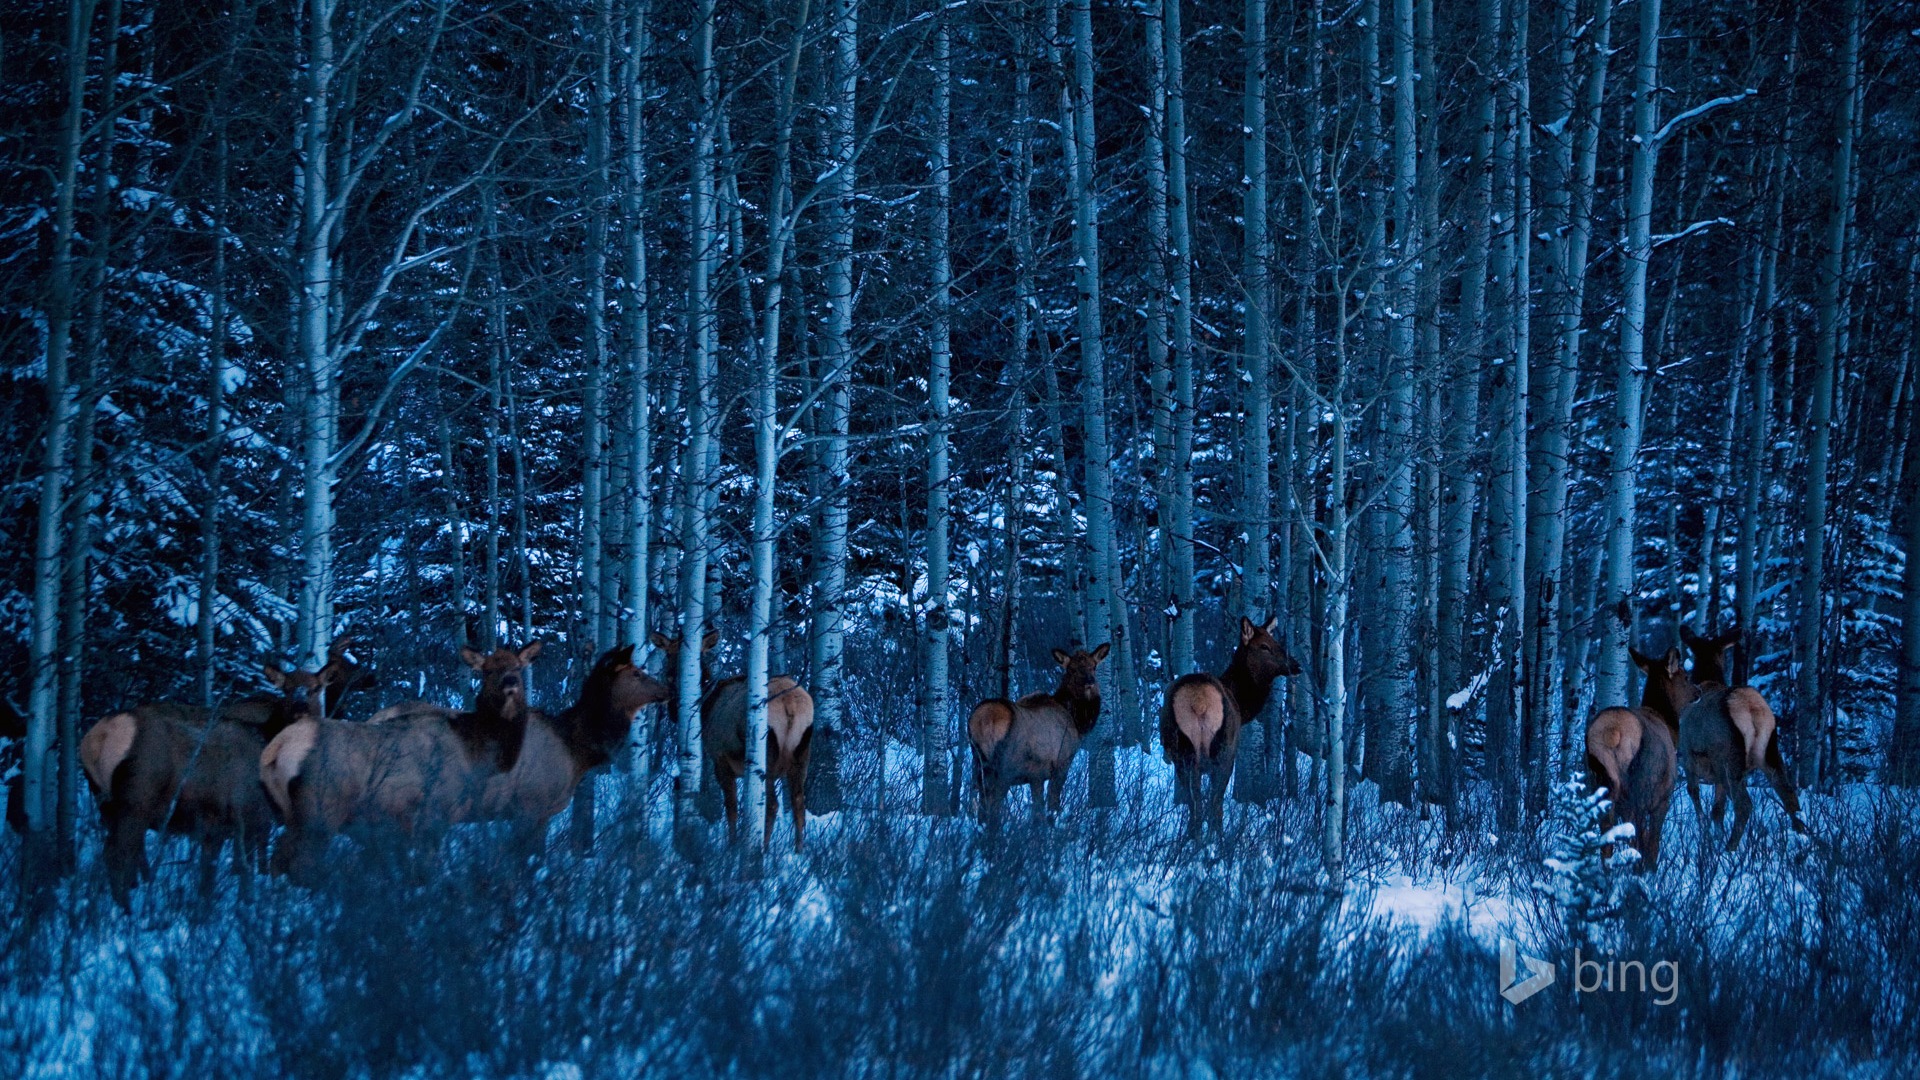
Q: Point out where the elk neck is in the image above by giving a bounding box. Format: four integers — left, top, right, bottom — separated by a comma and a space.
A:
551, 668, 631, 772
1221, 649, 1278, 724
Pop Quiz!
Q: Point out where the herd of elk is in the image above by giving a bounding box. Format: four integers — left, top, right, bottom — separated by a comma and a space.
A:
80, 641, 366, 904
1582, 621, 1813, 871
968, 643, 1109, 824
1161, 616, 1303, 838
1583, 647, 1698, 871
22, 595, 1831, 904
261, 642, 543, 881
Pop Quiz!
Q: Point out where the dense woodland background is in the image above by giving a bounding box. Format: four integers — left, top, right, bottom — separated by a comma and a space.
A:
5, 0, 1920, 881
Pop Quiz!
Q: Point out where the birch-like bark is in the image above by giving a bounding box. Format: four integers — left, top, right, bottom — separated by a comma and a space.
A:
25, 0, 97, 841
1163, 0, 1197, 684
1241, 0, 1272, 622
920, 7, 954, 815
809, 0, 857, 790
1366, 0, 1416, 807
1064, 0, 1125, 802
1793, 0, 1858, 788
621, 0, 655, 774
1143, 0, 1176, 679
1528, 0, 1610, 782
580, 0, 616, 658
1595, 0, 1663, 710
674, 0, 719, 836
199, 114, 232, 705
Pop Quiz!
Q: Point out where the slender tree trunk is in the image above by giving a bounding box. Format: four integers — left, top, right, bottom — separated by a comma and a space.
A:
1895, 359, 1920, 783
580, 0, 615, 659
1063, 0, 1126, 804
1241, 0, 1272, 622
809, 0, 857, 802
1794, 0, 1858, 788
621, 0, 655, 777
920, 7, 953, 814
199, 117, 232, 705
1595, 0, 1663, 710
673, 0, 719, 840
1163, 0, 1197, 683
25, 0, 98, 849
295, 0, 339, 670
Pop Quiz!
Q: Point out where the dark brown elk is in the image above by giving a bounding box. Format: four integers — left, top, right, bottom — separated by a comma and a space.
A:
1160, 616, 1303, 838
260, 642, 541, 881
1584, 646, 1699, 872
474, 643, 669, 846
79, 648, 360, 906
701, 671, 816, 850
1675, 623, 1808, 849
968, 643, 1108, 824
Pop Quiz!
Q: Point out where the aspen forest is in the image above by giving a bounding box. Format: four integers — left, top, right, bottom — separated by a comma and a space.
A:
4, 0, 1920, 1074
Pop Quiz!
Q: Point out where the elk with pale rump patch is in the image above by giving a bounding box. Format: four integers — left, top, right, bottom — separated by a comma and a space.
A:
702, 671, 815, 850
967, 643, 1108, 824
1160, 616, 1302, 838
260, 642, 541, 881
1584, 646, 1699, 872
1676, 624, 1808, 849
79, 644, 363, 906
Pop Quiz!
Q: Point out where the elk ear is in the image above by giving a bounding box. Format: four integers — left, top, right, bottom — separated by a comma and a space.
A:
1052, 648, 1071, 667
460, 646, 487, 671
1240, 616, 1258, 644
1263, 616, 1280, 637
1627, 647, 1655, 671
1679, 623, 1702, 647
1090, 642, 1111, 663
648, 631, 672, 650
517, 640, 544, 664
1714, 626, 1742, 650
264, 663, 291, 690
1666, 650, 1686, 676
701, 629, 720, 652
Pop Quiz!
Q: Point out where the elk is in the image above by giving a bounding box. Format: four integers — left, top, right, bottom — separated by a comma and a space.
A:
702, 671, 815, 850
1584, 646, 1699, 872
78, 647, 361, 906
474, 643, 669, 846
1160, 616, 1303, 838
1675, 623, 1808, 849
968, 643, 1108, 824
260, 642, 541, 881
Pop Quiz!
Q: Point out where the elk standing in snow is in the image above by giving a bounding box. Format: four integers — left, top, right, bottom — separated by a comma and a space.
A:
1160, 616, 1303, 838
1583, 646, 1699, 871
1675, 624, 1808, 849
968, 643, 1108, 824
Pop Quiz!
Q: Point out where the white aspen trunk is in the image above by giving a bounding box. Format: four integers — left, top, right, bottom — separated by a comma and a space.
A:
745, 0, 808, 847
1164, 0, 1197, 683
294, 0, 339, 671
1528, 0, 1609, 787
621, 0, 655, 774
1241, 0, 1272, 621
810, 0, 857, 787
580, 0, 615, 657
1065, 0, 1124, 803
1366, 0, 1417, 807
484, 210, 504, 651
1143, 0, 1175, 679
920, 8, 954, 815
1323, 301, 1353, 894
1001, 19, 1038, 703
1794, 0, 1858, 788
674, 0, 719, 834
1506, 0, 1534, 813
1595, 0, 1663, 711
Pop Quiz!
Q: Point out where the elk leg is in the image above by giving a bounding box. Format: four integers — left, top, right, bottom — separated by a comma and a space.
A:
1686, 773, 1704, 820
1029, 780, 1046, 822
789, 766, 807, 852
763, 775, 779, 851
1709, 786, 1728, 827
1725, 776, 1754, 852
1642, 807, 1667, 873
1047, 773, 1064, 816
104, 813, 144, 908
197, 834, 221, 896
1760, 730, 1808, 832
720, 769, 741, 841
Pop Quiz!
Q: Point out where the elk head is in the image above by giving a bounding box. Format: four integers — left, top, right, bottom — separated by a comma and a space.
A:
1678, 622, 1740, 688
599, 643, 670, 719
1049, 643, 1110, 710
1628, 645, 1701, 726
318, 637, 377, 717
458, 641, 543, 722
650, 628, 719, 695
1236, 615, 1304, 682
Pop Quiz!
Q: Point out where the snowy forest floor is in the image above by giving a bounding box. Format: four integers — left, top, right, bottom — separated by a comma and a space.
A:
3, 748, 1917, 1079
